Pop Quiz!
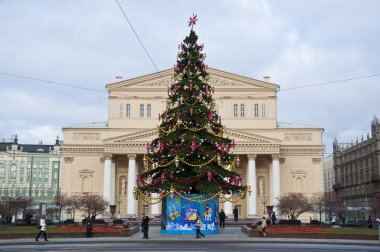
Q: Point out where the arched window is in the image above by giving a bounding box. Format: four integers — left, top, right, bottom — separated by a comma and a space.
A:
147, 104, 152, 118
254, 104, 259, 117
296, 177, 303, 192
82, 176, 90, 193
10, 164, 17, 179
233, 104, 238, 118
261, 104, 266, 117
240, 104, 245, 117
126, 104, 131, 117
119, 104, 124, 117
0, 164, 5, 178
140, 104, 144, 117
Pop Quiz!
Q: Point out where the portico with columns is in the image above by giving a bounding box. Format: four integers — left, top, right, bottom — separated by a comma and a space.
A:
61, 68, 324, 221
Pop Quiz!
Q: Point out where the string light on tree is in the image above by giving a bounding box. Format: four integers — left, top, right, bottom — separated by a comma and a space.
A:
135, 14, 248, 204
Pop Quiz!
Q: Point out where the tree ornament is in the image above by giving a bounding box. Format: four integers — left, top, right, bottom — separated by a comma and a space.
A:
191, 140, 196, 151
175, 156, 179, 167
207, 171, 212, 182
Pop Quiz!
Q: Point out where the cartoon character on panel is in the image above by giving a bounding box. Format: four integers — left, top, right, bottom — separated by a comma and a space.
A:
203, 204, 212, 221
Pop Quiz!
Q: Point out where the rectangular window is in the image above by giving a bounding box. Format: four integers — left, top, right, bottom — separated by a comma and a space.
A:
119, 104, 124, 117
33, 162, 37, 169
53, 161, 59, 169
261, 104, 266, 117
126, 104, 131, 117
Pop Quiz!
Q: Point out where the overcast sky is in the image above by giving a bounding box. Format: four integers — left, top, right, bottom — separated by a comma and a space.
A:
1, 0, 379, 156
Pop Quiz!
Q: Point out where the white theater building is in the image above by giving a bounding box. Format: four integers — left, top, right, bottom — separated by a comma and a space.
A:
61, 68, 324, 221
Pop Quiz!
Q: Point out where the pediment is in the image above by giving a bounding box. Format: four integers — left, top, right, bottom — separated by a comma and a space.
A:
225, 129, 281, 144
103, 129, 158, 144
103, 128, 281, 145
106, 68, 279, 91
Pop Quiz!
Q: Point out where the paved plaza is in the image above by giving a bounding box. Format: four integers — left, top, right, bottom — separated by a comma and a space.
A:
0, 226, 379, 247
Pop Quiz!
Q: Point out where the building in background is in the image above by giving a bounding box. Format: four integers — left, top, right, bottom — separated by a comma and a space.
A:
0, 135, 61, 221
323, 155, 334, 192
61, 68, 324, 221
333, 116, 380, 219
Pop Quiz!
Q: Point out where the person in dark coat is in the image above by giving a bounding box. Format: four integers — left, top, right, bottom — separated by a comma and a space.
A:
271, 211, 277, 226
86, 221, 93, 237
219, 209, 226, 229
368, 215, 373, 228
141, 214, 150, 239
24, 212, 32, 225
233, 206, 238, 221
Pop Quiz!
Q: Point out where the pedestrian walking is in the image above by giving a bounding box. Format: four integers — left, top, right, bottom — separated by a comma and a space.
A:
35, 216, 48, 241
141, 214, 150, 239
271, 211, 277, 226
233, 206, 238, 222
195, 216, 205, 239
219, 209, 226, 229
258, 215, 267, 237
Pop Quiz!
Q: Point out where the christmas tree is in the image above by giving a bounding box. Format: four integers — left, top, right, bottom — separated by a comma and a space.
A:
135, 15, 249, 204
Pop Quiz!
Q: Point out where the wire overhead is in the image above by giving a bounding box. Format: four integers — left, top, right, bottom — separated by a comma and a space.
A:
281, 73, 380, 91
115, 0, 162, 76
0, 71, 105, 93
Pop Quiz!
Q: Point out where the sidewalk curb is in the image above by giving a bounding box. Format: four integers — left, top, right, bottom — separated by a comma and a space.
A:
0, 238, 379, 247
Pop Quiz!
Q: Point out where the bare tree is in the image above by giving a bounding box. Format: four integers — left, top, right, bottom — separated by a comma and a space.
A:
311, 192, 326, 222
277, 193, 312, 220
80, 194, 109, 219
0, 197, 33, 222
60, 194, 82, 220
324, 191, 345, 220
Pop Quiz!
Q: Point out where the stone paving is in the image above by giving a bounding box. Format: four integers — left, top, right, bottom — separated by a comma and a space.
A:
0, 226, 379, 246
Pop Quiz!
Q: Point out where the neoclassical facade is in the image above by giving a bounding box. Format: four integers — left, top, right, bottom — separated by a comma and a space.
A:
61, 68, 324, 220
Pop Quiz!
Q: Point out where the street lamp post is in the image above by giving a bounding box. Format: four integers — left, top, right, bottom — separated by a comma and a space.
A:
117, 194, 122, 218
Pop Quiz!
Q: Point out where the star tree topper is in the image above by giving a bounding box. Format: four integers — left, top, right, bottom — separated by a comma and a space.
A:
188, 13, 198, 29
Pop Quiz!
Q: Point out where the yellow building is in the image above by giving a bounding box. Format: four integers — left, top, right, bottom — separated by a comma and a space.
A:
61, 68, 324, 221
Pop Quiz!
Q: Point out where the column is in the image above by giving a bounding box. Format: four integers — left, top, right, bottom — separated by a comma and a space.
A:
127, 154, 137, 218
151, 193, 160, 218
269, 163, 273, 205
110, 162, 115, 205
103, 154, 112, 204
272, 154, 281, 212
224, 200, 233, 218
246, 154, 257, 218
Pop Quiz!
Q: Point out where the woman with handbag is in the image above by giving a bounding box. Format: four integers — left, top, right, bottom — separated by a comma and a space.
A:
35, 216, 48, 241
